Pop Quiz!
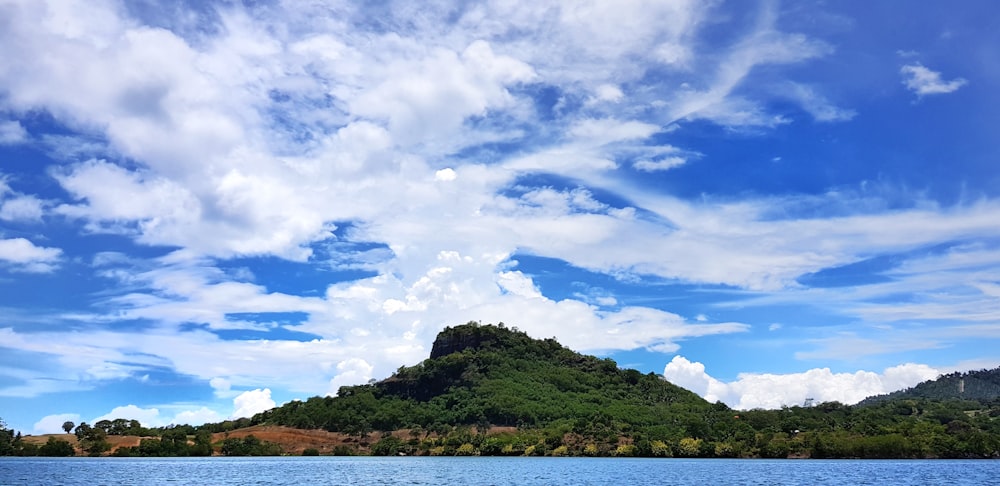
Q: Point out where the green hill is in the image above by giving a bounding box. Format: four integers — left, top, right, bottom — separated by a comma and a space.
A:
859, 367, 1000, 407
4, 322, 1000, 458
239, 322, 999, 458
256, 322, 718, 438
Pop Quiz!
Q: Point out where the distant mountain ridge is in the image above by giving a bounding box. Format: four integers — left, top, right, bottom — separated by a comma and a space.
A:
859, 367, 1000, 406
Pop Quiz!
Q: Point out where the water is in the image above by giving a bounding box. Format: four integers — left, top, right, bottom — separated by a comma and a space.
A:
1, 457, 997, 485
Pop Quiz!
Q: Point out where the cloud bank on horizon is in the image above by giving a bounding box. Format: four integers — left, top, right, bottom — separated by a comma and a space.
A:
0, 0, 998, 433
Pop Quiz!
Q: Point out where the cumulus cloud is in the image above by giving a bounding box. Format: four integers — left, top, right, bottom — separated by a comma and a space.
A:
2, 0, 993, 425
327, 358, 374, 396
0, 177, 46, 222
33, 413, 81, 435
0, 237, 61, 272
434, 168, 457, 182
901, 63, 967, 97
172, 407, 224, 426
231, 388, 276, 419
663, 355, 941, 409
91, 404, 162, 426
0, 195, 45, 221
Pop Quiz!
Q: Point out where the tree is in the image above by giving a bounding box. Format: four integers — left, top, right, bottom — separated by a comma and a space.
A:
678, 437, 702, 457
62, 421, 75, 434
0, 418, 15, 456
371, 435, 404, 456
38, 437, 75, 457
75, 422, 111, 456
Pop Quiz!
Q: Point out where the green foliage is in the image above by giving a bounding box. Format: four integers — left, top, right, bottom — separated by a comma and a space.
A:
302, 448, 320, 456
111, 428, 201, 458
215, 323, 999, 459
40, 324, 995, 459
0, 419, 14, 456
677, 437, 702, 457
74, 422, 111, 456
370, 435, 405, 456
220, 434, 282, 456
613, 444, 638, 457
259, 322, 713, 440
650, 440, 672, 457
38, 437, 75, 457
859, 368, 1000, 406
455, 443, 477, 456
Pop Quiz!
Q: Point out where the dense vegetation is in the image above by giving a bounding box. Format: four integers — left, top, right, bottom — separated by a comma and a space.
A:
1, 322, 998, 458
247, 322, 1000, 458
257, 322, 715, 436
859, 368, 1000, 406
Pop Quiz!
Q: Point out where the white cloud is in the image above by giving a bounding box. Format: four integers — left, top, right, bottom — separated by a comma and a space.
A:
588, 84, 624, 104
901, 63, 967, 96
0, 195, 45, 221
209, 377, 233, 396
0, 120, 28, 144
2, 0, 991, 423
634, 156, 687, 172
668, 9, 833, 127
33, 413, 81, 435
171, 407, 223, 426
434, 168, 457, 182
663, 355, 941, 409
231, 388, 276, 419
326, 358, 374, 396
351, 40, 535, 146
0, 237, 61, 272
783, 83, 856, 122
91, 404, 161, 426
33, 405, 227, 432
569, 118, 659, 146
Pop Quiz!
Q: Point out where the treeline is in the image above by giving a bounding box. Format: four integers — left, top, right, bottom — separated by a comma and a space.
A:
859, 368, 1000, 406
2, 323, 998, 458
256, 322, 714, 435
247, 323, 1000, 458
0, 419, 279, 457
346, 397, 999, 459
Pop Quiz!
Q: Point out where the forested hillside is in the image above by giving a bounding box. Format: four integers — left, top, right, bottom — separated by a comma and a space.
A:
859, 368, 1000, 406
243, 322, 999, 458
2, 322, 998, 458
258, 322, 716, 436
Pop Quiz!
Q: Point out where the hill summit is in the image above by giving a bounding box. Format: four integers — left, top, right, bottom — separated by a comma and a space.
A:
5, 322, 999, 458
859, 367, 1000, 406
261, 321, 715, 434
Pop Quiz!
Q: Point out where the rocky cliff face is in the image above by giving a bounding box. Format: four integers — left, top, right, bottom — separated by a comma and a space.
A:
429, 323, 502, 359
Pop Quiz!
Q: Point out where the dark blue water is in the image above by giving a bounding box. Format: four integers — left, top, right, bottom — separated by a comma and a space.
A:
1, 457, 996, 485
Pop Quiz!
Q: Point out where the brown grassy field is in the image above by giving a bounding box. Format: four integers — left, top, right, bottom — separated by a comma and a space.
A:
22, 433, 146, 455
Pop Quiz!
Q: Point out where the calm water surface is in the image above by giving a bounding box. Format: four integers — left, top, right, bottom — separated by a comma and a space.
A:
1, 457, 997, 485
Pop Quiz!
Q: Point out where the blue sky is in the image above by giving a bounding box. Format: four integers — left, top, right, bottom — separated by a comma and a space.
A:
1, 0, 999, 433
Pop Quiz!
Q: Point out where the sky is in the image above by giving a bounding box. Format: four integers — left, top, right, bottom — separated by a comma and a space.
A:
1, 0, 999, 434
